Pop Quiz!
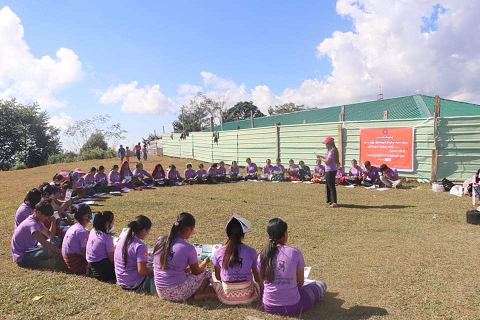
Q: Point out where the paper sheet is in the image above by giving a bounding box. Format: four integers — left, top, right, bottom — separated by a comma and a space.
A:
193, 243, 222, 260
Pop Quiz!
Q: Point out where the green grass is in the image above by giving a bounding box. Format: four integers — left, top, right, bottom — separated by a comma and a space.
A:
1, 155, 479, 320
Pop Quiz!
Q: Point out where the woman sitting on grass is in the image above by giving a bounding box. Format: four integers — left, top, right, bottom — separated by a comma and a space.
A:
298, 161, 311, 181
211, 215, 261, 305
95, 166, 108, 186
133, 162, 154, 185
261, 159, 274, 180
11, 198, 62, 269
379, 164, 403, 188
166, 165, 184, 186
86, 211, 116, 283
151, 163, 166, 186
245, 158, 258, 180
217, 161, 228, 182
335, 167, 347, 185
153, 212, 214, 301
229, 161, 240, 181
347, 159, 363, 186
258, 218, 327, 316
115, 215, 153, 293
311, 159, 325, 183
271, 159, 286, 182
207, 163, 219, 184
184, 163, 197, 185
288, 159, 300, 181
14, 188, 42, 229
108, 165, 121, 185
84, 167, 97, 187
119, 161, 133, 185
62, 204, 91, 275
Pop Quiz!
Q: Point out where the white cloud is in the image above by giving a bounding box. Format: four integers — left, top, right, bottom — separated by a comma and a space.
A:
0, 6, 83, 109
200, 71, 237, 90
177, 83, 203, 95
99, 81, 177, 115
49, 112, 73, 130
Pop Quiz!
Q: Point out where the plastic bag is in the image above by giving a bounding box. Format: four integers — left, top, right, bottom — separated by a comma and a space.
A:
432, 183, 445, 193
449, 185, 463, 197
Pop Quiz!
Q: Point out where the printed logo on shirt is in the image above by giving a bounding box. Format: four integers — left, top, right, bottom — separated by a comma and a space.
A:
168, 250, 175, 261
143, 250, 148, 257
277, 260, 286, 273
82, 237, 88, 243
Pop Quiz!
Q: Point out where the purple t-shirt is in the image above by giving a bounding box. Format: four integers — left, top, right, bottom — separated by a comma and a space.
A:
114, 236, 149, 287
11, 215, 46, 262
184, 169, 196, 179
133, 168, 149, 179
364, 166, 380, 181
263, 165, 274, 174
384, 168, 398, 180
217, 167, 227, 175
324, 149, 338, 172
212, 244, 258, 282
207, 167, 217, 176
15, 203, 33, 229
153, 171, 165, 179
84, 174, 95, 185
62, 223, 89, 256
95, 172, 108, 185
289, 164, 300, 174
349, 166, 363, 177
196, 169, 207, 177
86, 229, 114, 263
75, 177, 86, 188
258, 245, 306, 307
108, 171, 121, 184
230, 166, 239, 176
153, 237, 197, 287
167, 170, 180, 180
336, 167, 345, 178
246, 163, 258, 174
314, 165, 325, 176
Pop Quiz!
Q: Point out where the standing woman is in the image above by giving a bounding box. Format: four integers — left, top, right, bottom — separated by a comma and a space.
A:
318, 136, 340, 208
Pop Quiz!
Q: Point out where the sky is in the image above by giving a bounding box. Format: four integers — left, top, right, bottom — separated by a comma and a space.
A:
1, 1, 479, 150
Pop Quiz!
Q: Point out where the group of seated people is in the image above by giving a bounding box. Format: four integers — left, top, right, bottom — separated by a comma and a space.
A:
11, 185, 327, 316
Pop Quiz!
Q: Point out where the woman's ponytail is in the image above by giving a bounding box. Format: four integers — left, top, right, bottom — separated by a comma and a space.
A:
123, 215, 152, 266
223, 218, 244, 269
260, 218, 288, 282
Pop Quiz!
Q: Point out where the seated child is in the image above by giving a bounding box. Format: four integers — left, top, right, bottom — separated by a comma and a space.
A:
11, 198, 62, 269
229, 161, 241, 181
95, 166, 108, 186
207, 163, 219, 184
108, 165, 121, 190
120, 161, 134, 186
152, 164, 166, 186
184, 163, 197, 185
133, 162, 154, 185
288, 160, 300, 181
166, 165, 184, 186
311, 159, 326, 183
62, 204, 91, 275
40, 183, 72, 235
261, 159, 274, 180
196, 163, 209, 184
271, 159, 286, 182
258, 218, 327, 316
347, 159, 363, 186
379, 164, 402, 188
114, 215, 154, 293
86, 211, 116, 283
14, 188, 42, 229
298, 161, 311, 181
245, 158, 258, 180
84, 167, 97, 187
362, 161, 381, 187
72, 169, 87, 197
211, 215, 261, 305
217, 161, 228, 182
153, 212, 214, 301
335, 167, 347, 185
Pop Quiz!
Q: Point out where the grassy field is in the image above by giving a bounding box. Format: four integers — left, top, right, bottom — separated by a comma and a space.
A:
1, 155, 479, 320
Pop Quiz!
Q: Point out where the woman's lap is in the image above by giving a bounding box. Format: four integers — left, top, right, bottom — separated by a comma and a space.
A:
156, 270, 211, 302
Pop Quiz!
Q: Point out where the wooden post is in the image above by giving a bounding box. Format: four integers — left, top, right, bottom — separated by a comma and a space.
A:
162, 126, 165, 133
431, 95, 441, 182
251, 110, 255, 128
339, 105, 345, 122
210, 116, 214, 132
303, 120, 307, 124
383, 110, 388, 120
337, 124, 344, 166
221, 116, 224, 131
275, 123, 280, 160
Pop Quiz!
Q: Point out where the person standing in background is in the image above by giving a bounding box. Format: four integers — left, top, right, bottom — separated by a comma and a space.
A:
318, 136, 340, 208
118, 145, 126, 162
135, 143, 142, 161
142, 145, 148, 161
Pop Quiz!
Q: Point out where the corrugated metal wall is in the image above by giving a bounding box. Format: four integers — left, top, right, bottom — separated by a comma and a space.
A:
162, 116, 480, 180
437, 116, 480, 180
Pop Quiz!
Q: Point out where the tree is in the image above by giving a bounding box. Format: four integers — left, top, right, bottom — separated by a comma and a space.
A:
142, 131, 162, 146
223, 101, 265, 122
65, 114, 127, 152
173, 94, 209, 132
0, 99, 61, 170
267, 102, 306, 115
80, 132, 108, 153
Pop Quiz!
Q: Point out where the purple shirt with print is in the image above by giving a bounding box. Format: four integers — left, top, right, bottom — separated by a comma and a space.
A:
86, 229, 114, 263
15, 203, 33, 229
384, 168, 399, 180
273, 165, 285, 173
11, 215, 46, 262
114, 236, 149, 287
349, 166, 363, 177
184, 169, 196, 179
84, 174, 95, 185
212, 244, 257, 282
289, 164, 300, 173
217, 167, 226, 175
94, 172, 108, 185
75, 177, 86, 188
108, 171, 121, 184
62, 223, 89, 256
364, 166, 380, 181
314, 165, 325, 176
263, 165, 274, 174
133, 168, 149, 179
153, 171, 165, 179
167, 170, 180, 180
336, 167, 345, 178
324, 149, 338, 172
257, 245, 306, 307
246, 163, 258, 174
207, 167, 217, 176
196, 169, 207, 177
154, 237, 198, 287
230, 166, 239, 176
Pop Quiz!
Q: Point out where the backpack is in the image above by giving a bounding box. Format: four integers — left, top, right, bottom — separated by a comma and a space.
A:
466, 210, 480, 225
442, 178, 455, 192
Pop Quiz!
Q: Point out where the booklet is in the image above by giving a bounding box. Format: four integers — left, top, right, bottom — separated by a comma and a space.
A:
113, 227, 130, 246
304, 266, 311, 279
65, 189, 73, 201
193, 243, 222, 260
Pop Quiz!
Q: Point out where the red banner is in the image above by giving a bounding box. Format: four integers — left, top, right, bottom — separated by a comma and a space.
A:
360, 128, 414, 171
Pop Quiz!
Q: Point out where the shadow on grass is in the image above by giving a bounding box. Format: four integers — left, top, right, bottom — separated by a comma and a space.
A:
340, 204, 415, 209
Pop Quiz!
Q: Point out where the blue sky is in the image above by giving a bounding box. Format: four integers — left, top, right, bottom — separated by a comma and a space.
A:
1, 1, 479, 149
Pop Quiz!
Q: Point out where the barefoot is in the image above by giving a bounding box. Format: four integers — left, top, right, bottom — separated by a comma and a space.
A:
329, 203, 339, 208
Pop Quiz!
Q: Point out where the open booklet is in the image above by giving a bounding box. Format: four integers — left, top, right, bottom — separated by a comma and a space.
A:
193, 243, 223, 260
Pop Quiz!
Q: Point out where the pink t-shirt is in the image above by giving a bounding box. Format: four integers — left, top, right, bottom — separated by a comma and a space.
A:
257, 245, 306, 307
184, 169, 196, 179
246, 163, 258, 174
349, 166, 363, 177
15, 203, 33, 229
108, 171, 121, 184
94, 172, 108, 185
84, 174, 95, 185
86, 229, 114, 263
207, 167, 217, 176
263, 165, 274, 174
153, 237, 197, 288
212, 244, 258, 282
62, 223, 88, 256
11, 215, 46, 262
114, 236, 149, 287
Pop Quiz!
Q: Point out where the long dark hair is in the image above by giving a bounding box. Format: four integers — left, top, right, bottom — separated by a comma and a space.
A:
123, 215, 152, 266
154, 212, 195, 270
327, 141, 339, 164
93, 211, 114, 234
72, 204, 92, 225
223, 218, 244, 269
476, 169, 480, 183
260, 218, 288, 282
24, 188, 42, 209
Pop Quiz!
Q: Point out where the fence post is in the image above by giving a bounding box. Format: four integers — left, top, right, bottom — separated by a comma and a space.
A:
339, 105, 345, 122
210, 117, 214, 132
275, 123, 280, 160
250, 110, 255, 128
431, 95, 441, 182
383, 110, 388, 120
192, 134, 195, 160
338, 124, 344, 166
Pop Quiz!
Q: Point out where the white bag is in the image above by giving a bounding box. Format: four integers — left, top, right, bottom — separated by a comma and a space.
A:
432, 183, 445, 192
449, 185, 463, 197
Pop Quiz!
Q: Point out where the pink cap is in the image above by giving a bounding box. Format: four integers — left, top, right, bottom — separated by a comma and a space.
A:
322, 136, 334, 144
74, 168, 86, 175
